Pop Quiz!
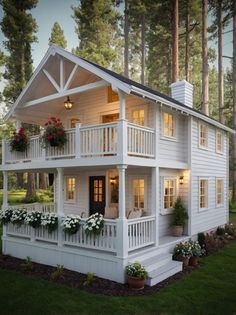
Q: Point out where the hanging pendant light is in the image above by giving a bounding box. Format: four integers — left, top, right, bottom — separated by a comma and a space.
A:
64, 96, 73, 110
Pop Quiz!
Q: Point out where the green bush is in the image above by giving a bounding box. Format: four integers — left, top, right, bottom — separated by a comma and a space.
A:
170, 197, 188, 227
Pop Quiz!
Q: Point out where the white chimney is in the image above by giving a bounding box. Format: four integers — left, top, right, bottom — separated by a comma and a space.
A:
170, 80, 193, 108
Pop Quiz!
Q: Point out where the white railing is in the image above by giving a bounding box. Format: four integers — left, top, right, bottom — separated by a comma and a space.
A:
6, 222, 31, 238
5, 202, 56, 213
80, 122, 117, 156
4, 135, 42, 163
127, 123, 155, 158
46, 128, 76, 159
63, 219, 117, 252
128, 215, 155, 251
35, 226, 58, 243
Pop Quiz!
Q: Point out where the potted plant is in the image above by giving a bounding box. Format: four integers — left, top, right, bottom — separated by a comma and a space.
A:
0, 208, 13, 225
10, 208, 27, 227
84, 213, 104, 236
41, 117, 67, 148
25, 211, 42, 229
41, 213, 58, 233
62, 215, 81, 235
188, 240, 204, 266
170, 197, 188, 237
10, 128, 28, 152
173, 241, 192, 267
126, 262, 148, 290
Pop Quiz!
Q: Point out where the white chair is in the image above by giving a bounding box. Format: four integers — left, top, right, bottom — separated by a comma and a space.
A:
104, 205, 118, 219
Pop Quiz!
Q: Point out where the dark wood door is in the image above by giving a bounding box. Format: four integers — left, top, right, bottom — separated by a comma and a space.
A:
89, 176, 106, 215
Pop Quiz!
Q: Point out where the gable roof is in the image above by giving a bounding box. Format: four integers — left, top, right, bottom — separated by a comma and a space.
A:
5, 45, 234, 134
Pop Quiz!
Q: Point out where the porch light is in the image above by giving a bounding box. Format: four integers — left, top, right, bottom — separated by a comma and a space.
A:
179, 176, 184, 185
64, 96, 73, 110
110, 177, 117, 185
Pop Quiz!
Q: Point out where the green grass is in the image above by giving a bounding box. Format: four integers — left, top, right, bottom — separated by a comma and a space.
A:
0, 242, 236, 315
0, 189, 53, 204
229, 211, 236, 221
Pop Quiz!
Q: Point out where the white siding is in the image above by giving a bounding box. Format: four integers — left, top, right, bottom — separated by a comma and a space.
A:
191, 118, 228, 234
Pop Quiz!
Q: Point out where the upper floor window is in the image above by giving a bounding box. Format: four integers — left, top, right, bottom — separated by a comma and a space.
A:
199, 123, 208, 148
107, 86, 119, 103
199, 179, 208, 210
216, 179, 223, 206
65, 177, 76, 202
216, 131, 223, 153
164, 179, 176, 209
133, 178, 145, 209
164, 112, 174, 137
133, 109, 145, 126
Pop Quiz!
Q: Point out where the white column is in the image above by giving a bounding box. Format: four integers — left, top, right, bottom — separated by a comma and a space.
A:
15, 119, 21, 131
57, 168, 64, 216
116, 165, 128, 258
75, 123, 81, 158
118, 89, 126, 120
152, 167, 159, 246
2, 171, 8, 208
117, 90, 127, 158
2, 140, 6, 165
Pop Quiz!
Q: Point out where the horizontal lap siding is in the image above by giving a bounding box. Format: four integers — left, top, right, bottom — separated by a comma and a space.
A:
191, 118, 228, 234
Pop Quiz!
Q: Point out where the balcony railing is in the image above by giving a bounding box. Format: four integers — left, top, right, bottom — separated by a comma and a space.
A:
2, 122, 155, 164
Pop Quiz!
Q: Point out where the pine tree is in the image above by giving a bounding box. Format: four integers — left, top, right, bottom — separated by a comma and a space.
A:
49, 22, 67, 48
72, 0, 120, 68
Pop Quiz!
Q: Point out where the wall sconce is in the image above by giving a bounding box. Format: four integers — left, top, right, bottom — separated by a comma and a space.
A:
64, 96, 73, 110
179, 176, 184, 185
110, 177, 117, 185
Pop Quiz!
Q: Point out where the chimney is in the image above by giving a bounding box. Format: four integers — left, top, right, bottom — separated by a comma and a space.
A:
170, 80, 193, 108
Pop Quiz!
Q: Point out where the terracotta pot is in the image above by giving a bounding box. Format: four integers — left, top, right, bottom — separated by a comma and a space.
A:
176, 256, 189, 267
172, 225, 184, 237
127, 276, 146, 290
189, 256, 198, 266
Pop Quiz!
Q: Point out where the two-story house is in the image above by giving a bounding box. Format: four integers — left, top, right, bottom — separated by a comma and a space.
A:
1, 45, 234, 286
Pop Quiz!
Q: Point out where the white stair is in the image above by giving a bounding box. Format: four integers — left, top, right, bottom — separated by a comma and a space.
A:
129, 251, 183, 287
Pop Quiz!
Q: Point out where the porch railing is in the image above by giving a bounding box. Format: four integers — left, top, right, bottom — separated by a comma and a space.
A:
5, 202, 56, 213
128, 215, 155, 251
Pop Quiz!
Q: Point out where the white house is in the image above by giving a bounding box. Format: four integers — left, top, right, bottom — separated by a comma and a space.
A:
1, 45, 234, 286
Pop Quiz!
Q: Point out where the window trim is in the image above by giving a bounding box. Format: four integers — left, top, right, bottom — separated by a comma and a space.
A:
198, 178, 209, 212
216, 130, 224, 154
130, 175, 147, 210
132, 108, 146, 126
161, 177, 178, 215
64, 176, 76, 204
161, 109, 177, 141
198, 122, 209, 150
216, 178, 224, 207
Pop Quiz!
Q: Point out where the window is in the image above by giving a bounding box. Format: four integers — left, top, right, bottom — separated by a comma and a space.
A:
199, 124, 208, 148
163, 112, 174, 137
107, 86, 119, 103
65, 177, 76, 202
70, 118, 80, 128
93, 178, 104, 202
133, 178, 145, 209
199, 179, 208, 210
216, 179, 223, 206
133, 109, 145, 126
164, 179, 175, 209
216, 131, 223, 153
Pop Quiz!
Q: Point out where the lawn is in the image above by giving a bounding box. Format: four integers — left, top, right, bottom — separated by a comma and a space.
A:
0, 241, 236, 314
0, 189, 53, 204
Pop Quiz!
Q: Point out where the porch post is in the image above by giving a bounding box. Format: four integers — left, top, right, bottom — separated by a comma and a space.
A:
75, 123, 81, 158
15, 119, 21, 131
117, 90, 127, 158
57, 167, 64, 247
152, 167, 159, 246
2, 171, 8, 209
116, 165, 128, 258
118, 89, 126, 120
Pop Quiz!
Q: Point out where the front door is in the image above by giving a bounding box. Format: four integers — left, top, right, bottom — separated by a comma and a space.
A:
89, 176, 106, 215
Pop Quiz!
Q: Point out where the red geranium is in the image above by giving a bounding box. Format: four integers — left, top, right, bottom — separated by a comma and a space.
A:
41, 117, 67, 148
10, 128, 29, 152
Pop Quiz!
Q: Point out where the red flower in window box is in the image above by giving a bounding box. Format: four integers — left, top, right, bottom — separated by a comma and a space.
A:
41, 117, 67, 148
10, 128, 29, 152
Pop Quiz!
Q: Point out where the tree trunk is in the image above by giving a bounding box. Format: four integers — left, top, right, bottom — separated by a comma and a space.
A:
39, 173, 48, 190
233, 0, 236, 202
25, 172, 36, 201
16, 173, 24, 189
141, 14, 146, 85
124, 0, 129, 78
172, 0, 179, 83
185, 0, 190, 81
202, 0, 209, 115
218, 0, 224, 123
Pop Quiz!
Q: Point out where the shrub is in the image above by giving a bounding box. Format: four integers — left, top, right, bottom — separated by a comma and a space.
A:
83, 272, 95, 286
126, 262, 148, 279
170, 197, 188, 227
41, 117, 67, 148
225, 224, 236, 238
41, 213, 58, 233
24, 211, 42, 228
173, 241, 192, 259
62, 215, 81, 235
0, 209, 13, 225
198, 232, 206, 249
189, 240, 205, 257
84, 213, 104, 236
10, 128, 28, 152
229, 200, 236, 211
21, 256, 33, 271
216, 226, 225, 236
51, 265, 65, 280
10, 208, 27, 226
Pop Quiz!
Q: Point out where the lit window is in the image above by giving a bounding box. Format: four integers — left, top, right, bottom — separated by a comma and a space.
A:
133, 109, 145, 126
199, 179, 207, 209
199, 124, 208, 148
66, 177, 76, 202
164, 112, 174, 137
164, 179, 175, 209
216, 179, 223, 206
133, 178, 145, 209
216, 131, 223, 153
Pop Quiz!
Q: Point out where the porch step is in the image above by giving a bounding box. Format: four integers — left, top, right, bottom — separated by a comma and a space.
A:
146, 260, 183, 287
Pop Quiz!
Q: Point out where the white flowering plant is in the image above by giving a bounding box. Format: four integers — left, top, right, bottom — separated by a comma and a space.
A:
41, 213, 58, 233
189, 240, 205, 257
62, 215, 81, 235
126, 262, 148, 279
24, 211, 42, 228
84, 213, 104, 236
0, 208, 13, 225
10, 208, 27, 226
173, 241, 192, 258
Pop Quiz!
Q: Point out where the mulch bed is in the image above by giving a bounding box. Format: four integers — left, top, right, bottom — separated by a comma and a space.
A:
0, 237, 235, 296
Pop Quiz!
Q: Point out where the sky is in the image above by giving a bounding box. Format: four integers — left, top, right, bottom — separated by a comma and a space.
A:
0, 0, 234, 92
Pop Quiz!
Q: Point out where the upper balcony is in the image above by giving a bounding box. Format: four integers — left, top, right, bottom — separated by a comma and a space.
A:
2, 121, 156, 166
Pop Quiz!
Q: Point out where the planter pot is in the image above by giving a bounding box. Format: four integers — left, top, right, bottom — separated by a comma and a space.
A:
172, 225, 184, 237
49, 139, 60, 147
176, 256, 189, 267
189, 256, 198, 266
127, 276, 146, 290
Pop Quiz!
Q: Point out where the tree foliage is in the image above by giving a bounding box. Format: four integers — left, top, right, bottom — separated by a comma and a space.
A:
49, 22, 67, 48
